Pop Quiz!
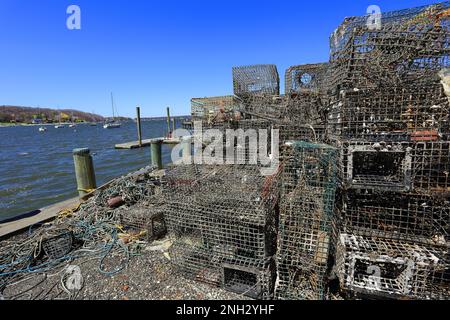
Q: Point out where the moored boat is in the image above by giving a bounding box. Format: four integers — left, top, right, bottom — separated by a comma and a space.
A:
103, 122, 121, 129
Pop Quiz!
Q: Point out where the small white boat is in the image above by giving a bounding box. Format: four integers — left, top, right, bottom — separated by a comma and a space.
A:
55, 112, 65, 129
103, 122, 121, 129
39, 127, 47, 132
69, 124, 76, 128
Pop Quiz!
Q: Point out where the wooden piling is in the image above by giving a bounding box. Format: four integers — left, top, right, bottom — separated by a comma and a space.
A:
182, 136, 192, 163
136, 106, 143, 147
73, 148, 97, 198
166, 107, 171, 137
172, 118, 176, 133
151, 139, 163, 169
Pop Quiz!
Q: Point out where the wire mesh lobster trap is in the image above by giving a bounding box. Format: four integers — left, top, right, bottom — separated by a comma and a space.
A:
118, 204, 166, 242
328, 2, 450, 141
285, 63, 330, 95
162, 164, 280, 299
169, 242, 276, 299
276, 141, 339, 300
237, 93, 326, 126
238, 94, 285, 121
200, 118, 274, 132
336, 233, 449, 300
42, 230, 74, 260
193, 118, 286, 167
191, 96, 242, 122
341, 141, 413, 192
412, 141, 450, 192
330, 2, 450, 90
275, 124, 327, 145
284, 91, 326, 125
342, 190, 449, 245
233, 64, 280, 97
328, 86, 450, 141
339, 140, 450, 193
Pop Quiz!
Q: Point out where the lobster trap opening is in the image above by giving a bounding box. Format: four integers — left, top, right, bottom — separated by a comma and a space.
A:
347, 144, 412, 191
42, 231, 74, 260
223, 264, 261, 299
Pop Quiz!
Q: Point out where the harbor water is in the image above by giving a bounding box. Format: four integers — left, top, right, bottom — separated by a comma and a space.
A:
0, 120, 176, 220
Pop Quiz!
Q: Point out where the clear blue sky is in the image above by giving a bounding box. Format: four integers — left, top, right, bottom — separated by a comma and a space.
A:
0, 0, 440, 117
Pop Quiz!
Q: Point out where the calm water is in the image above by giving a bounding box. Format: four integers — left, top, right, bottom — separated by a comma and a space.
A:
0, 120, 176, 220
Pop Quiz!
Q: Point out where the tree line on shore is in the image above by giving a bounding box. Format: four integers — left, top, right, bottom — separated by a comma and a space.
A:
0, 106, 104, 124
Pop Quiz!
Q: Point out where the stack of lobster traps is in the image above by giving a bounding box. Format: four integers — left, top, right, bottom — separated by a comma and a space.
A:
276, 141, 340, 300
174, 2, 450, 300
162, 164, 280, 299
328, 2, 450, 300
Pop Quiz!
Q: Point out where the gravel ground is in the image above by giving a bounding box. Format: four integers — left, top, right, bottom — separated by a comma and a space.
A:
1, 236, 247, 301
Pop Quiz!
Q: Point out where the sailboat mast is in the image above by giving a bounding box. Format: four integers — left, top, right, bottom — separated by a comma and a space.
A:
111, 92, 115, 120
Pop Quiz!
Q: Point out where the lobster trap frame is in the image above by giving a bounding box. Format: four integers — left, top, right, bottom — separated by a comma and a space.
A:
233, 64, 280, 97
336, 233, 449, 300
191, 96, 242, 122
118, 204, 167, 242
342, 190, 449, 245
285, 63, 330, 95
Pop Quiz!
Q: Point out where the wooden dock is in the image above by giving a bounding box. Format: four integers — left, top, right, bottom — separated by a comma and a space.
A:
115, 137, 183, 149
0, 181, 105, 239
0, 197, 80, 239
0, 167, 165, 239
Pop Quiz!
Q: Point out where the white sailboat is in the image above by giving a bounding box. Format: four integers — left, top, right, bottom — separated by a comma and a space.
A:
39, 127, 47, 132
69, 113, 76, 127
104, 93, 121, 129
54, 112, 65, 128
103, 122, 121, 129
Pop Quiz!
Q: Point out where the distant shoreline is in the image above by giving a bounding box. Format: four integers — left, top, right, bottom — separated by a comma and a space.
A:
0, 117, 191, 128
0, 122, 96, 128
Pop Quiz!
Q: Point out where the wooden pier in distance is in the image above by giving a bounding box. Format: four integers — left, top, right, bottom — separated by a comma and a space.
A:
115, 106, 191, 149
115, 137, 183, 149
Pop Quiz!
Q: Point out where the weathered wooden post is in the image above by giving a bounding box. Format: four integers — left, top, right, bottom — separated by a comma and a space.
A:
136, 106, 143, 147
73, 148, 97, 198
151, 139, 163, 169
181, 136, 192, 163
166, 107, 171, 138
172, 118, 176, 134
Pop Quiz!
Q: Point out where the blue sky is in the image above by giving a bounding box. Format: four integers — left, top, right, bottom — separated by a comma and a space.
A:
0, 0, 441, 117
